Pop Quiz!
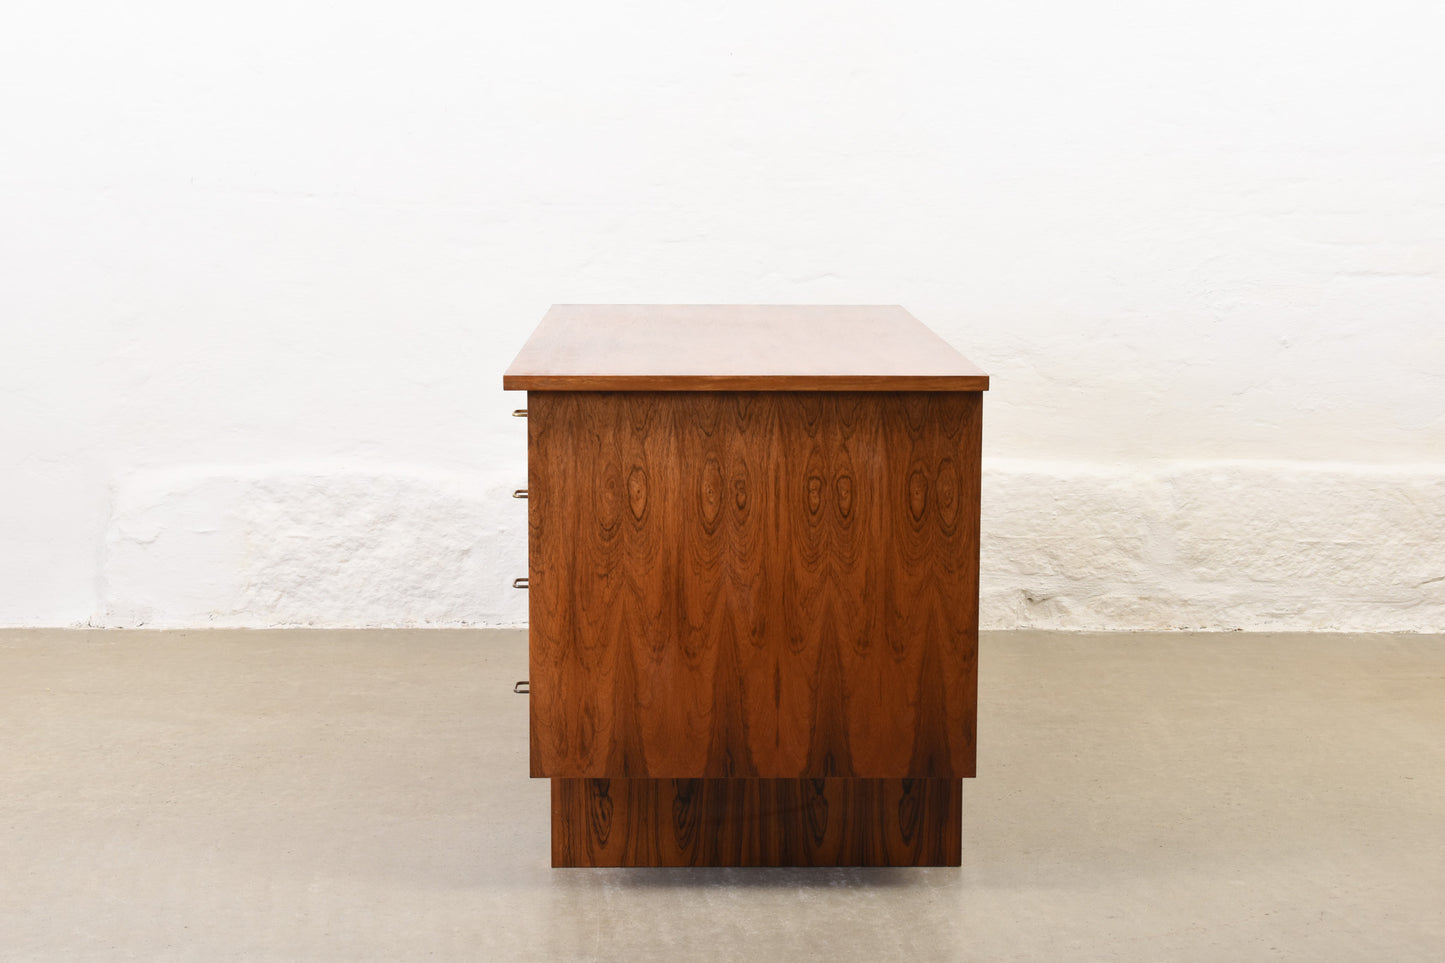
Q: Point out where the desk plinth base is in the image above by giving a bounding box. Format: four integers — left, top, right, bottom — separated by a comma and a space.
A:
551, 777, 961, 867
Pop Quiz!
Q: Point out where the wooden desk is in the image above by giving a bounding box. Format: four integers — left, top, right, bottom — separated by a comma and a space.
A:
504, 305, 988, 867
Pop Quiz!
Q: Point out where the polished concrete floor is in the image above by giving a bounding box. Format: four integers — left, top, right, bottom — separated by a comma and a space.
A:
1, 629, 1441, 961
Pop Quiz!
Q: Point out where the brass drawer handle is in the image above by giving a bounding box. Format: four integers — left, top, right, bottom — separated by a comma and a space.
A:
514, 681, 530, 694
512, 409, 528, 418
512, 577, 529, 589
512, 489, 528, 499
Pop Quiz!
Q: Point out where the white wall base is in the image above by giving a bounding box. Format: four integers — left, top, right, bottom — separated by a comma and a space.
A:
97, 460, 1445, 632
102, 465, 530, 629
982, 460, 1445, 632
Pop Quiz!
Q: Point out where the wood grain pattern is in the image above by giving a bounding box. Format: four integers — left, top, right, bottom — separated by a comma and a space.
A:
503, 305, 990, 392
551, 777, 962, 867
528, 391, 981, 779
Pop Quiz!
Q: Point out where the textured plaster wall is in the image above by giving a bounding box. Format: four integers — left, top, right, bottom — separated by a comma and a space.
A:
3, 0, 1443, 630
983, 461, 1445, 631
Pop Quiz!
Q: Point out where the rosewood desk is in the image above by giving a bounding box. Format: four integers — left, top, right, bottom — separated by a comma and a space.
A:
503, 305, 988, 867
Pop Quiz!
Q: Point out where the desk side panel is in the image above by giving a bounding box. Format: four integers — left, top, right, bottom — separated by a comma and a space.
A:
528, 391, 980, 779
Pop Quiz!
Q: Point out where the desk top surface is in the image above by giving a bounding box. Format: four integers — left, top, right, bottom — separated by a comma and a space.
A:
503, 305, 989, 391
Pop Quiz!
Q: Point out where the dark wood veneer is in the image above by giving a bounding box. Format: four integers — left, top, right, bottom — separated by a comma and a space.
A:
552, 778, 962, 867
527, 391, 981, 780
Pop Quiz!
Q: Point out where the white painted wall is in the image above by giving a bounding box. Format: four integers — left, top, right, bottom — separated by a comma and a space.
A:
2, 0, 1442, 630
